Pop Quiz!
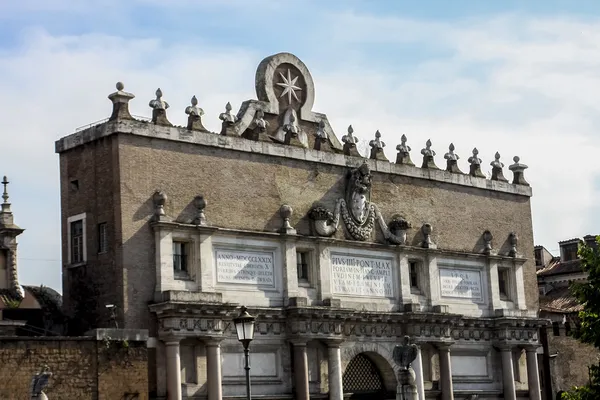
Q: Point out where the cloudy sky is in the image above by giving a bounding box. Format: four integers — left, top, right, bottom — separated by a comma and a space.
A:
1, 0, 600, 292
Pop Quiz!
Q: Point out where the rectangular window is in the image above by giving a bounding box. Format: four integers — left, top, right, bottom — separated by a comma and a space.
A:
71, 220, 84, 263
409, 261, 419, 290
297, 251, 310, 282
98, 223, 107, 253
552, 321, 560, 336
498, 269, 509, 299
173, 242, 188, 273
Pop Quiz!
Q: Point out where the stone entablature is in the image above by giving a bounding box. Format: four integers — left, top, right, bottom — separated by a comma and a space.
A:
150, 301, 544, 346
55, 118, 532, 198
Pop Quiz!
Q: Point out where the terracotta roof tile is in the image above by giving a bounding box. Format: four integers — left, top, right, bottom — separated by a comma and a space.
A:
539, 286, 583, 313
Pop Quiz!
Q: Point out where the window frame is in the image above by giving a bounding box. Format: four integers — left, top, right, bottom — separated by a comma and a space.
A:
173, 241, 189, 277
408, 259, 421, 294
296, 250, 312, 286
67, 213, 87, 265
498, 268, 510, 300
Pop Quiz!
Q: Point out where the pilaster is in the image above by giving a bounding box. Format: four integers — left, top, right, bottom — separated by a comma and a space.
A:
434, 341, 454, 400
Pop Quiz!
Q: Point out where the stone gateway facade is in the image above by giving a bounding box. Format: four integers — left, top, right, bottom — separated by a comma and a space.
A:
56, 53, 545, 400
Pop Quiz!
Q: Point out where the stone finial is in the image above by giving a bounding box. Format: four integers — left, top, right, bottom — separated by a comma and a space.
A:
421, 223, 436, 248
468, 148, 485, 178
219, 102, 237, 136
108, 81, 135, 121
193, 195, 207, 226
152, 190, 168, 221
421, 139, 439, 169
185, 95, 208, 132
444, 143, 463, 174
483, 230, 493, 255
490, 152, 508, 182
282, 109, 305, 148
396, 134, 414, 166
314, 120, 331, 152
149, 88, 172, 126
509, 232, 518, 257
508, 156, 530, 186
279, 204, 296, 235
2, 176, 10, 211
244, 109, 270, 142
369, 130, 388, 161
342, 125, 361, 157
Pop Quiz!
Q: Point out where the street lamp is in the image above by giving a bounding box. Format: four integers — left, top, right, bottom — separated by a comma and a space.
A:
233, 306, 256, 400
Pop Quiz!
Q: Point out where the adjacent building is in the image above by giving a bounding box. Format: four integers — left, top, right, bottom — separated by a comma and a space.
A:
536, 235, 600, 399
55, 52, 546, 400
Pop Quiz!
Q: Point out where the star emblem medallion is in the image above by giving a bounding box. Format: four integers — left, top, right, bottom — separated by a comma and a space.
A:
276, 68, 302, 104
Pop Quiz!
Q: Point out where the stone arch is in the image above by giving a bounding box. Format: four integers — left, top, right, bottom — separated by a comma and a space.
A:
341, 342, 399, 392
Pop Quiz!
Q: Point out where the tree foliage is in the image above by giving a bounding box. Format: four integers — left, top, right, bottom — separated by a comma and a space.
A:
562, 236, 600, 400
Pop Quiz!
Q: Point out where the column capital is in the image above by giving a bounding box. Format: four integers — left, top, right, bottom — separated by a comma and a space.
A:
202, 335, 224, 346
289, 338, 309, 346
521, 343, 541, 352
160, 334, 182, 345
434, 341, 455, 351
323, 338, 345, 348
494, 342, 514, 351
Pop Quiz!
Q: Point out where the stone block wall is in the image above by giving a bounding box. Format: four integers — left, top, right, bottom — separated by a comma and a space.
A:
547, 329, 600, 396
0, 331, 148, 399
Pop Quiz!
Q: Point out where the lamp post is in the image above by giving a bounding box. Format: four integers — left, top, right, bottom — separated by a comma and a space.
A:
233, 306, 256, 400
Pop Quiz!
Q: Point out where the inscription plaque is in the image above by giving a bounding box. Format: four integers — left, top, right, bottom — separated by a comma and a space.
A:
439, 268, 483, 300
331, 253, 394, 297
215, 249, 275, 286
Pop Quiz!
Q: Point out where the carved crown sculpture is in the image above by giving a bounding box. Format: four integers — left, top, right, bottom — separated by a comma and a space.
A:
149, 88, 172, 126
490, 152, 508, 182
342, 125, 361, 157
396, 134, 414, 166
393, 336, 418, 371
444, 143, 463, 174
468, 148, 485, 178
185, 95, 208, 132
421, 139, 439, 169
369, 130, 388, 161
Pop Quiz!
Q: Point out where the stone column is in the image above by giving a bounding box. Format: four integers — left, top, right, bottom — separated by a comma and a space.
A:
292, 340, 310, 400
164, 338, 182, 400
205, 338, 223, 400
524, 345, 541, 400
326, 340, 344, 400
413, 345, 425, 400
499, 344, 517, 400
436, 342, 454, 400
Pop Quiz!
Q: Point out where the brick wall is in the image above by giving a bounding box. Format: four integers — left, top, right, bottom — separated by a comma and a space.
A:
0, 331, 148, 400
547, 327, 600, 396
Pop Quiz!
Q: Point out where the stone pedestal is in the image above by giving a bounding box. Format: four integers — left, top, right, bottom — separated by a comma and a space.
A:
396, 368, 418, 400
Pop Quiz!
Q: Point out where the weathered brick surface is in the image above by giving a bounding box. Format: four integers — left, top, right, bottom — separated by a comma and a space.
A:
0, 337, 147, 400
548, 332, 600, 395
59, 130, 537, 330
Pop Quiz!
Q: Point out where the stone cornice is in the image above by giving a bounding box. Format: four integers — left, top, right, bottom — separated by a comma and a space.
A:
149, 220, 529, 263
150, 301, 546, 345
55, 119, 532, 197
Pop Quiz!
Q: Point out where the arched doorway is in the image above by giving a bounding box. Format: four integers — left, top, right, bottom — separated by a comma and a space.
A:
342, 353, 393, 399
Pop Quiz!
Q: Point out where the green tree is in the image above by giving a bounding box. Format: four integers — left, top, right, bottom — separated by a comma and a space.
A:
562, 236, 600, 400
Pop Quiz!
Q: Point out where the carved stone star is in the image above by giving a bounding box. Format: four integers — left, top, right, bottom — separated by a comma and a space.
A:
276, 69, 302, 104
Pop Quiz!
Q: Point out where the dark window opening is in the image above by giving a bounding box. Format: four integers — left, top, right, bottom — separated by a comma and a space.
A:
70, 179, 79, 191
97, 222, 107, 253
552, 322, 560, 336
173, 242, 188, 273
562, 244, 578, 262
409, 261, 419, 290
498, 269, 509, 299
71, 220, 84, 263
297, 251, 310, 282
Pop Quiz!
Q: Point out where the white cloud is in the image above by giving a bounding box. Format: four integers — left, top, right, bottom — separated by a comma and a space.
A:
2, 10, 600, 290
